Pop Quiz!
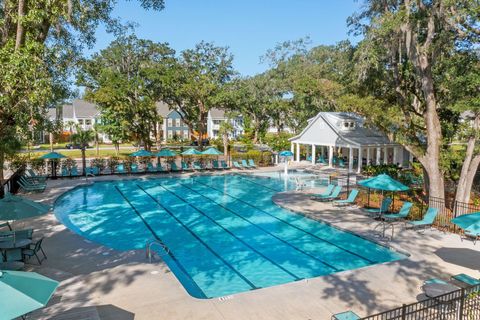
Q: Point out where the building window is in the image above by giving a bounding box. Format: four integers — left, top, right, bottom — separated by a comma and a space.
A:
176, 130, 181, 137
167, 130, 173, 138
213, 119, 222, 125
85, 119, 92, 125
183, 130, 189, 138
175, 119, 180, 127
78, 119, 84, 125
167, 118, 172, 127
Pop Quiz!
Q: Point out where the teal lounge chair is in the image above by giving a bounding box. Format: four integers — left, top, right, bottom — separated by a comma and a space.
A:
311, 184, 334, 199
20, 176, 46, 188
312, 185, 342, 201
212, 160, 222, 170
241, 159, 253, 169
193, 161, 204, 170
338, 159, 346, 168
71, 167, 79, 176
384, 202, 413, 221
156, 163, 168, 172
18, 179, 45, 192
333, 189, 359, 206
131, 163, 139, 173
170, 162, 181, 172
248, 159, 257, 168
233, 161, 243, 169
317, 155, 326, 164
451, 273, 480, 287
116, 164, 126, 174
424, 278, 449, 285
331, 311, 360, 320
407, 207, 438, 230
464, 226, 480, 245
182, 161, 194, 171
221, 160, 230, 169
61, 168, 69, 177
26, 169, 47, 183
147, 162, 156, 172
364, 197, 392, 218
91, 166, 100, 175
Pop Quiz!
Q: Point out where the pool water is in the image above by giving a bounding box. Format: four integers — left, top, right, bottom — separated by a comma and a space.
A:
54, 174, 405, 299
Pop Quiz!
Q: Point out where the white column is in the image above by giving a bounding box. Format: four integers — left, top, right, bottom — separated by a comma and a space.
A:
357, 147, 363, 173
367, 147, 371, 165
383, 147, 388, 164
290, 142, 294, 153
376, 147, 381, 165
311, 145, 316, 164
296, 143, 300, 162
348, 147, 354, 172
393, 147, 398, 166
328, 146, 334, 167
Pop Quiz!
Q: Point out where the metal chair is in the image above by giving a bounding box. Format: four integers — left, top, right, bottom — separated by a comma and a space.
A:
22, 238, 47, 264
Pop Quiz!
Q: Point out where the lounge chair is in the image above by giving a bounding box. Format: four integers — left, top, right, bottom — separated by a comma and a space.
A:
248, 159, 257, 168
312, 185, 342, 201
384, 202, 413, 221
406, 207, 438, 230
221, 160, 230, 169
333, 189, 359, 206
170, 162, 181, 172
25, 169, 47, 183
331, 310, 360, 320
233, 161, 243, 169
71, 167, 79, 176
193, 161, 204, 170
147, 162, 157, 172
182, 161, 194, 171
61, 168, 69, 177
242, 159, 253, 169
451, 273, 480, 287
311, 184, 334, 199
0, 222, 12, 231
87, 166, 100, 175
156, 163, 168, 172
364, 197, 392, 218
317, 155, 326, 164
131, 163, 139, 173
18, 179, 46, 192
20, 176, 46, 188
338, 159, 346, 168
116, 164, 126, 174
212, 160, 222, 170
22, 237, 47, 265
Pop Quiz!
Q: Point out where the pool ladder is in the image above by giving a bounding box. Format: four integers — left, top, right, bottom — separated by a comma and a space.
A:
146, 239, 170, 263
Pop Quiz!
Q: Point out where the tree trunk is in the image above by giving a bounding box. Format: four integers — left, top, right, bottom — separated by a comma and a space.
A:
223, 133, 229, 159
0, 151, 4, 197
95, 134, 99, 156
81, 149, 86, 176
49, 132, 54, 152
115, 143, 119, 156
15, 0, 26, 49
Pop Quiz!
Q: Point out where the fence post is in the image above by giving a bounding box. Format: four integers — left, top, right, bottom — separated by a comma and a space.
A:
401, 304, 407, 320
459, 288, 465, 319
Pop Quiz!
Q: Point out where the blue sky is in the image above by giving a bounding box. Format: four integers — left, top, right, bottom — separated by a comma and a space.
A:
90, 0, 362, 76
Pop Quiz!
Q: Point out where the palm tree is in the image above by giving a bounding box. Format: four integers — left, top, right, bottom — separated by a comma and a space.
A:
71, 127, 94, 176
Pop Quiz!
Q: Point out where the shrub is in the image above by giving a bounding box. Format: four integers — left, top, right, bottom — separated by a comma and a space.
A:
8, 154, 28, 172
231, 150, 273, 166
107, 156, 119, 173
61, 158, 77, 170
264, 132, 294, 152
91, 158, 106, 172
29, 158, 46, 175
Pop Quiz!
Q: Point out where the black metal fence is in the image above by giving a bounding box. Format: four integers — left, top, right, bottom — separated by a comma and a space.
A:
361, 285, 480, 320
421, 196, 480, 231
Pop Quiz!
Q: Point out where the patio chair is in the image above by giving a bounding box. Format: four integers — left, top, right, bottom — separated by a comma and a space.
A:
212, 160, 222, 170
19, 177, 46, 192
25, 169, 47, 183
338, 159, 346, 168
12, 229, 33, 240
463, 226, 480, 245
71, 167, 79, 176
317, 155, 326, 164
116, 164, 126, 174
22, 237, 47, 265
333, 189, 359, 206
312, 185, 342, 201
364, 197, 392, 218
170, 162, 181, 172
20, 176, 45, 187
131, 163, 139, 173
424, 277, 449, 285
241, 159, 253, 169
310, 184, 334, 199
0, 222, 12, 231
193, 161, 204, 171
156, 163, 168, 172
147, 162, 157, 173
384, 202, 413, 221
248, 159, 257, 168
331, 310, 360, 320
182, 161, 194, 171
61, 167, 69, 177
233, 161, 243, 169
451, 273, 480, 287
87, 166, 100, 175
406, 207, 438, 231
221, 160, 230, 169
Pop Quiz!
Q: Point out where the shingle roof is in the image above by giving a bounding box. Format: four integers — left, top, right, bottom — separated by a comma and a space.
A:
72, 99, 99, 118
209, 108, 225, 118
61, 104, 74, 118
156, 101, 171, 117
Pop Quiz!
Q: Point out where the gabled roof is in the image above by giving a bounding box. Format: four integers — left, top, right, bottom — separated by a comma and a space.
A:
61, 104, 74, 118
290, 112, 395, 147
209, 108, 225, 119
156, 101, 171, 117
72, 99, 100, 118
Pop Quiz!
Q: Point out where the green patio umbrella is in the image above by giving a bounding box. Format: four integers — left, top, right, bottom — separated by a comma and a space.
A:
39, 152, 66, 179
451, 212, 480, 234
201, 147, 223, 156
181, 148, 202, 156
154, 149, 177, 157
129, 149, 153, 157
0, 193, 50, 221
0, 270, 59, 320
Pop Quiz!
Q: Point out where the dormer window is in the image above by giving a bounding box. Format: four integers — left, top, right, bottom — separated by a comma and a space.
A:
342, 121, 356, 130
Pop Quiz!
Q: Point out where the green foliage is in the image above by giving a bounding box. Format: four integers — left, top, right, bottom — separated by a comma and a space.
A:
91, 158, 106, 172
231, 150, 273, 166
107, 156, 120, 172
61, 158, 77, 170
7, 154, 29, 172
30, 158, 46, 175
264, 132, 294, 151
362, 164, 401, 178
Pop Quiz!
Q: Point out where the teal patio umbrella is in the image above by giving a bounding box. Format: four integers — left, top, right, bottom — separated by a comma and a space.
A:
129, 149, 153, 157
451, 212, 480, 234
0, 193, 50, 221
39, 152, 66, 179
201, 147, 223, 156
0, 270, 59, 320
279, 150, 294, 175
181, 148, 202, 156
358, 173, 409, 213
154, 149, 177, 157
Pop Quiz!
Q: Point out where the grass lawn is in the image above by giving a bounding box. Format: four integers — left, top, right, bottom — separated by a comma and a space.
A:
22, 142, 134, 150
20, 148, 136, 159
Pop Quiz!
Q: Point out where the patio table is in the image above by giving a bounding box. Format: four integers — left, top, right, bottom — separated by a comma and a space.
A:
0, 239, 32, 261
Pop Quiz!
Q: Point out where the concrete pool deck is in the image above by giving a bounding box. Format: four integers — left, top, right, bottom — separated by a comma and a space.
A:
15, 167, 480, 319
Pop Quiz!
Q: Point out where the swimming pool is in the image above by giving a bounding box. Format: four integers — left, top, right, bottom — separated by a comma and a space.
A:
54, 174, 405, 299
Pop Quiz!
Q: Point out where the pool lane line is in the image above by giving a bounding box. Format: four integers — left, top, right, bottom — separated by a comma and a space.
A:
174, 181, 342, 272
233, 174, 284, 192
135, 184, 259, 291
113, 186, 208, 298
193, 178, 376, 265
154, 182, 304, 281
